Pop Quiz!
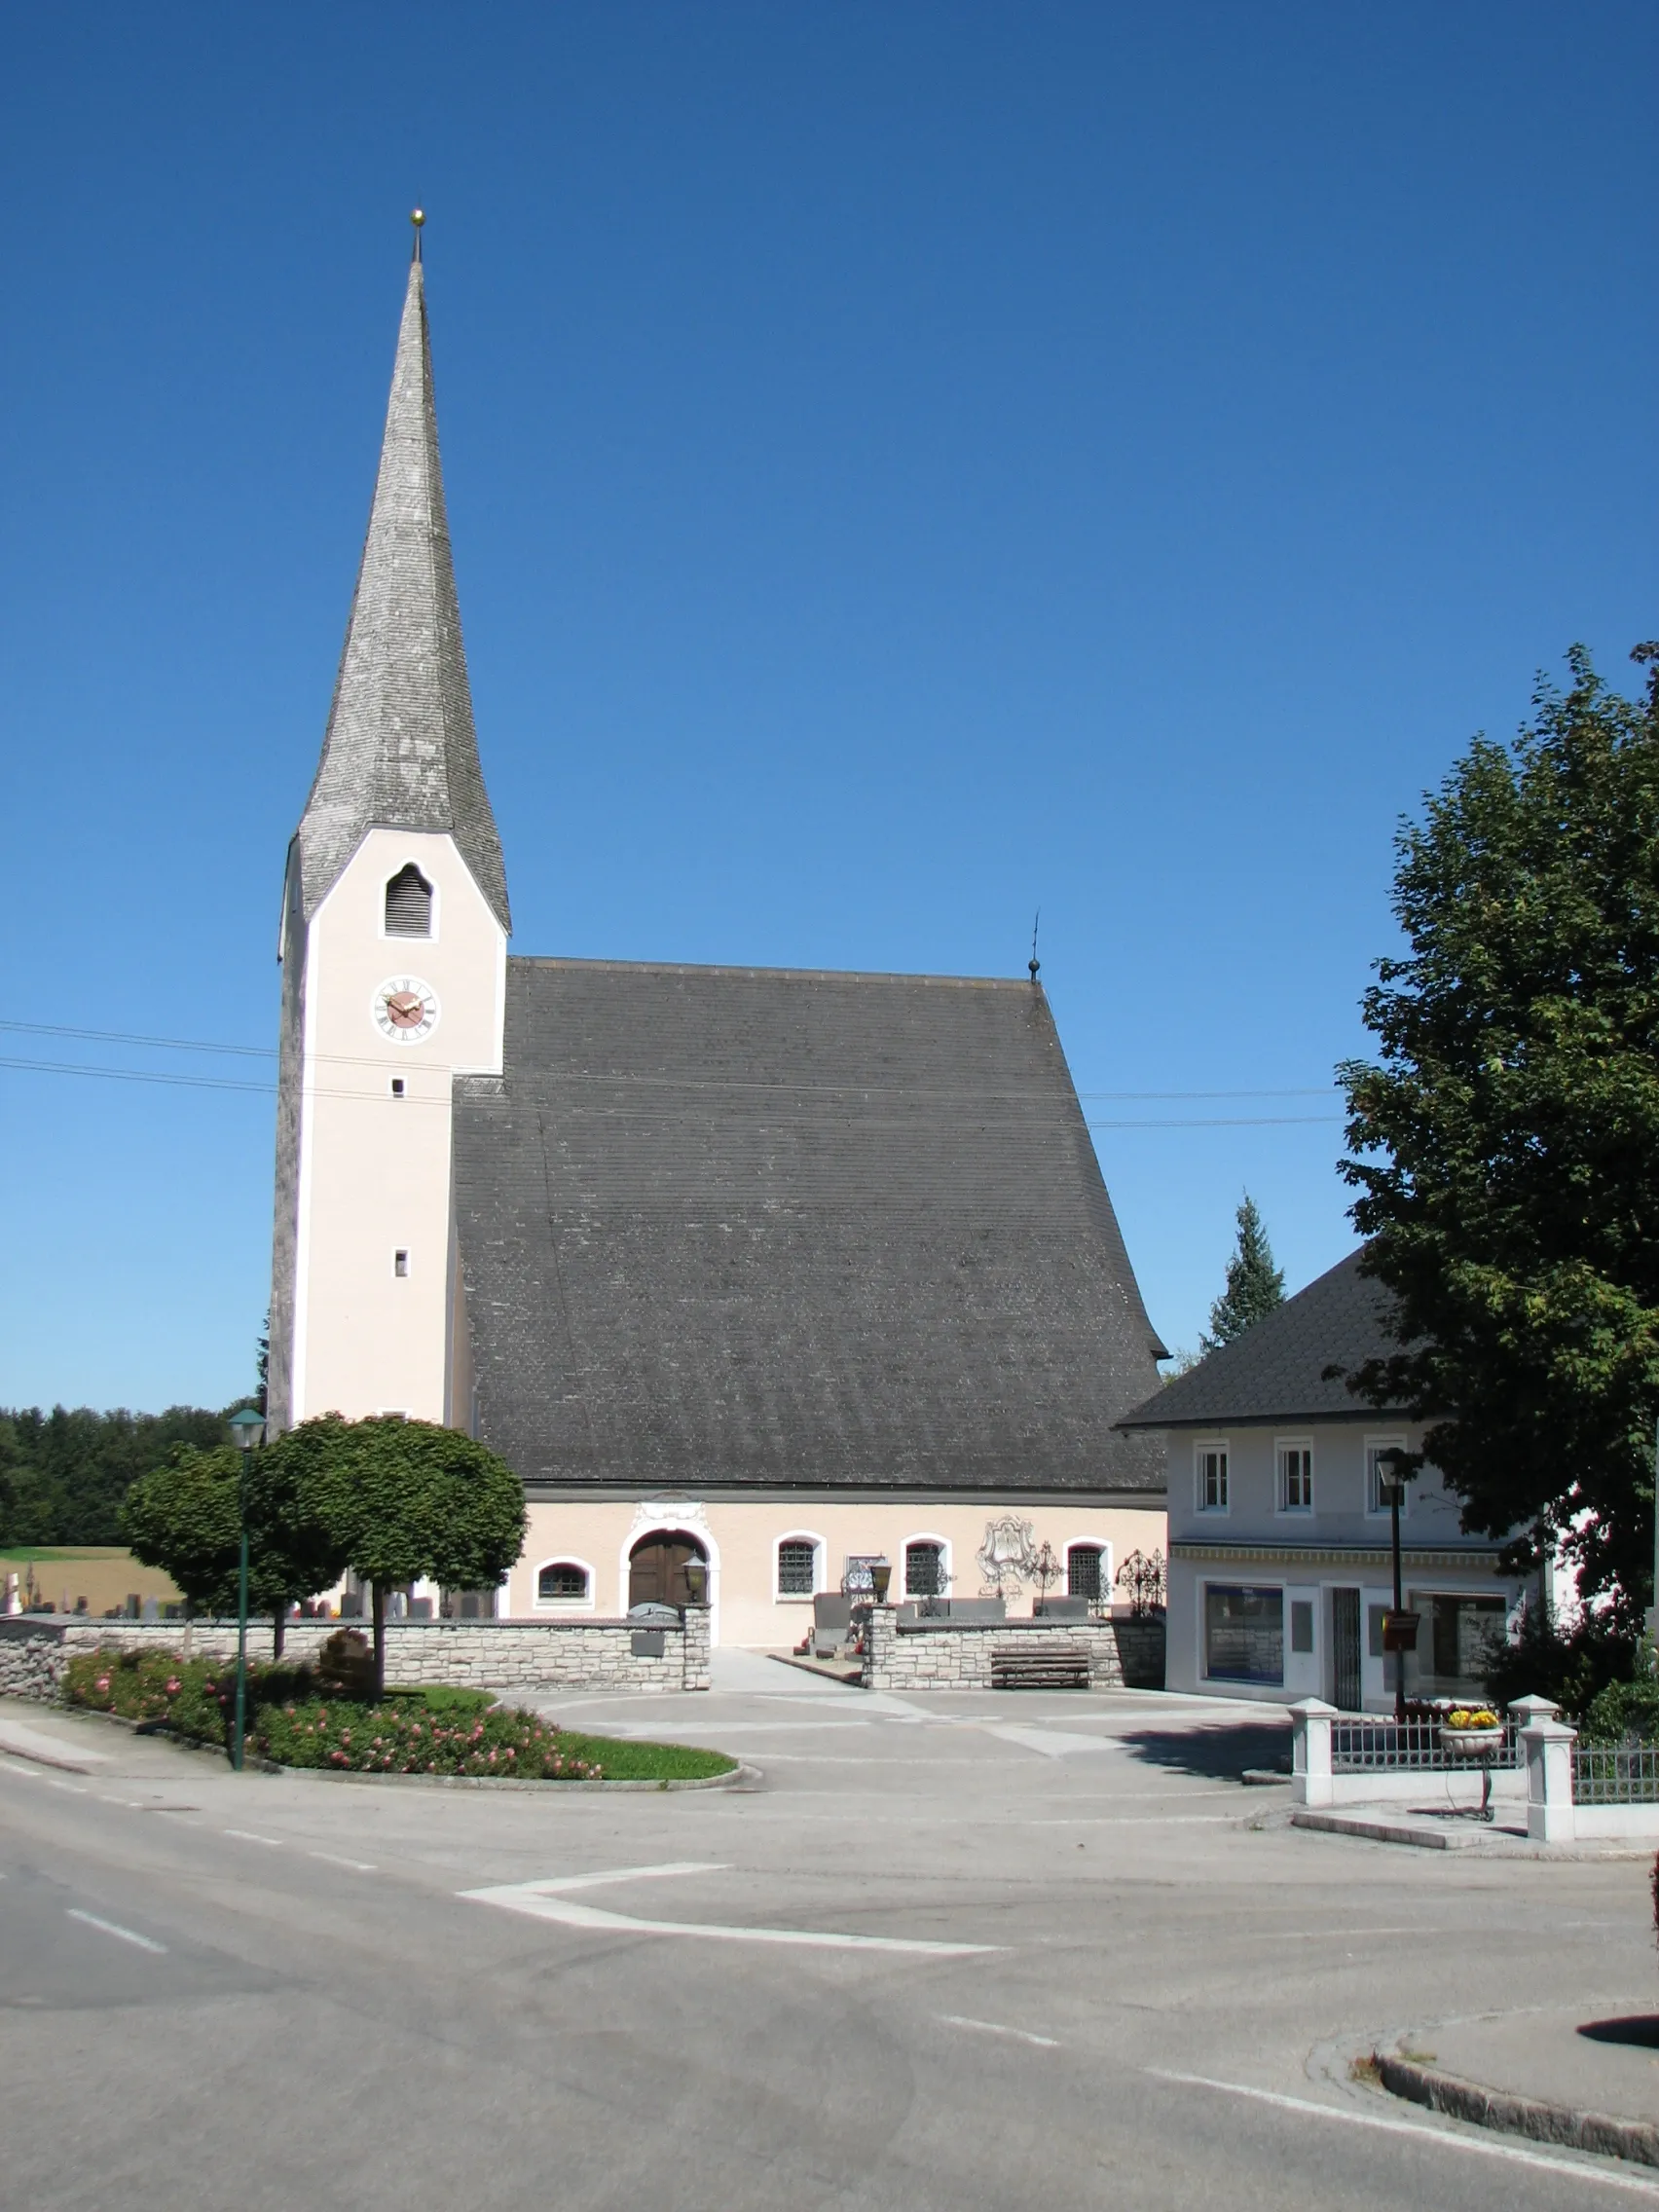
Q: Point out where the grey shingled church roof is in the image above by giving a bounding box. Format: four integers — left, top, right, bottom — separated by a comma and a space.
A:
1118, 1246, 1410, 1430
454, 957, 1169, 1497
292, 253, 509, 930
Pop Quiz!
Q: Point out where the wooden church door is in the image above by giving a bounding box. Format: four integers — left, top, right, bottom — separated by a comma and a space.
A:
629, 1532, 707, 1609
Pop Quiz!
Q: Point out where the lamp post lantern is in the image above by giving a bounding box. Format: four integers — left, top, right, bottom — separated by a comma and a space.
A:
227, 1409, 266, 1772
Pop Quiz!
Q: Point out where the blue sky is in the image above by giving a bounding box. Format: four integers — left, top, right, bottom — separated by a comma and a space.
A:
2, 2, 1654, 1413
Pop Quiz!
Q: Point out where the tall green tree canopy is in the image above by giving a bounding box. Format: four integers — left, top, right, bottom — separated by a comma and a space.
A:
290, 1416, 527, 1690
1341, 643, 1659, 1620
0, 1405, 231, 1548
1200, 1195, 1285, 1352
120, 1436, 349, 1648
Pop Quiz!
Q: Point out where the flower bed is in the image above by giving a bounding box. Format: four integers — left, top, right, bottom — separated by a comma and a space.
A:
63, 1646, 734, 1782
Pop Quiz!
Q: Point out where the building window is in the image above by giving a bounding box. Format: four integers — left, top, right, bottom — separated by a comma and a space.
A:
904, 1540, 946, 1598
1203, 1584, 1283, 1684
1067, 1544, 1104, 1603
1197, 1446, 1229, 1512
1367, 1439, 1410, 1515
390, 1078, 406, 1098
1409, 1592, 1506, 1695
1290, 1599, 1314, 1655
385, 864, 433, 938
776, 1538, 819, 1597
1277, 1443, 1313, 1513
393, 1249, 409, 1277
536, 1562, 589, 1603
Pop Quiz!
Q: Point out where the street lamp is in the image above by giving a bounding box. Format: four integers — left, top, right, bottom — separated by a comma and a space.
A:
227, 1409, 265, 1772
869, 1559, 892, 1604
1375, 1448, 1418, 1726
682, 1556, 708, 1606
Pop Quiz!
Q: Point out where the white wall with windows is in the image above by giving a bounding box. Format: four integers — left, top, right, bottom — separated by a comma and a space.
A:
1162, 1419, 1524, 1711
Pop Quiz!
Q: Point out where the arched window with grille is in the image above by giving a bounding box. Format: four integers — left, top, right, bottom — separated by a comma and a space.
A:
904, 1539, 946, 1599
384, 864, 433, 938
1066, 1543, 1105, 1604
535, 1561, 590, 1604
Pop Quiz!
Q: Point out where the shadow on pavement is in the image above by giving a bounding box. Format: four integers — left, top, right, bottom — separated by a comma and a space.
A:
1580, 2016, 1659, 2049
1118, 1718, 1293, 1780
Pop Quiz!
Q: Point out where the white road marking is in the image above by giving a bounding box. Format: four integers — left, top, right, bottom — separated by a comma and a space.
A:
462, 1863, 999, 1956
65, 1907, 166, 1955
0, 1760, 43, 1778
515, 1861, 728, 1895
308, 1850, 377, 1872
41, 1778, 87, 1793
1146, 2069, 1659, 2195
223, 1828, 283, 1847
940, 2014, 1060, 2048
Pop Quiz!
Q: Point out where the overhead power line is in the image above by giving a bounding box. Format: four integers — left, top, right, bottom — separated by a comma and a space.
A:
0, 1016, 1343, 1106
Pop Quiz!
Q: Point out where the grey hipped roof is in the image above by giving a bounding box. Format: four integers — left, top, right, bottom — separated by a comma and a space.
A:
454, 958, 1169, 1497
292, 255, 509, 931
1118, 1246, 1410, 1430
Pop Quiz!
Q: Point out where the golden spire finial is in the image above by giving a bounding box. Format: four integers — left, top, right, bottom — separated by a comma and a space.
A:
410, 206, 425, 263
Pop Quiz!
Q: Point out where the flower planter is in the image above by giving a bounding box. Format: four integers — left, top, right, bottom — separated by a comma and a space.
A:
1439, 1726, 1504, 1757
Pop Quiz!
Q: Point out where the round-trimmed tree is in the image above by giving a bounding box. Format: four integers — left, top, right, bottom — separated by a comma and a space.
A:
290, 1416, 527, 1695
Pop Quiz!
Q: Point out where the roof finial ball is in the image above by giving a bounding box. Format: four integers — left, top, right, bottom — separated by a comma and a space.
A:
410, 206, 425, 263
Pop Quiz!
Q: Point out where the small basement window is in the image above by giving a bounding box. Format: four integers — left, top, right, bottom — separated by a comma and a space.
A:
393, 1249, 409, 1277
384, 864, 433, 938
537, 1563, 589, 1602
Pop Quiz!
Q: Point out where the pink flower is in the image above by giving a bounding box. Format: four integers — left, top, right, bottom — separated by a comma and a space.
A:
165, 1678, 181, 1694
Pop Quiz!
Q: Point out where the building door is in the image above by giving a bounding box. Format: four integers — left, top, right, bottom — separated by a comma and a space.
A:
628, 1532, 708, 1609
1331, 1587, 1363, 1711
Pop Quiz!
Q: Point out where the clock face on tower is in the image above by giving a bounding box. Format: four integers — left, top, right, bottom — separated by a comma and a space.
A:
373, 975, 440, 1045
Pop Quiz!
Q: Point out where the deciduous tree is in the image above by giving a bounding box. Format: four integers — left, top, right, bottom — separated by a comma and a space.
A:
1341, 643, 1659, 1622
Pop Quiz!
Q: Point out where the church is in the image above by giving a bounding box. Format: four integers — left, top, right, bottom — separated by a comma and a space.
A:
266, 230, 1169, 1647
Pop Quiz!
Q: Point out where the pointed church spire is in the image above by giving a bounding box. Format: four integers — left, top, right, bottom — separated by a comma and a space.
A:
294, 232, 510, 931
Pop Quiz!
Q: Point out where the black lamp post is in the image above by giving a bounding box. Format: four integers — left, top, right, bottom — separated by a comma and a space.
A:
1376, 1448, 1414, 1725
227, 1409, 265, 1772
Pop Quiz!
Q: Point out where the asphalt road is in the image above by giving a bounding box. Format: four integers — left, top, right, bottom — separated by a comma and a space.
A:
0, 1657, 1649, 2210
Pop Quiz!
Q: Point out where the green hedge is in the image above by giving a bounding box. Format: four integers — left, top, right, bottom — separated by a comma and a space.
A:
62, 1646, 734, 1781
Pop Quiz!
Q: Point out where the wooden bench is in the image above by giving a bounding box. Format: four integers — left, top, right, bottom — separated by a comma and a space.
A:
991, 1643, 1091, 1691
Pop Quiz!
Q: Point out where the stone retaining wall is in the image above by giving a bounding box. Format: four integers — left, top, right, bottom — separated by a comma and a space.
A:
862, 1609, 1130, 1690
0, 1608, 711, 1699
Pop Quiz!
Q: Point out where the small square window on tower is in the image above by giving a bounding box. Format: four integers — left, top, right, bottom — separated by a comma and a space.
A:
390, 1077, 405, 1098
393, 1249, 410, 1277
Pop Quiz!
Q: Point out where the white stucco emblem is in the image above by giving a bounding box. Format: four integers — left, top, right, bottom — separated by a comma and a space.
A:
977, 1515, 1038, 1596
627, 1497, 710, 1544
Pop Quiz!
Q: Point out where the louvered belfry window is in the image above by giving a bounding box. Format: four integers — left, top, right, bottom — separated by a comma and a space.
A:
384, 864, 433, 937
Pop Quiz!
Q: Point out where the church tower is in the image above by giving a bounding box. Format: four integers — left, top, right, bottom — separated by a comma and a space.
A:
267, 225, 509, 1435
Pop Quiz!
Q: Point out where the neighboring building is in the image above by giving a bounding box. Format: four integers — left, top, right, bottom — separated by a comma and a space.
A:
266, 241, 1169, 1644
1119, 1249, 1526, 1710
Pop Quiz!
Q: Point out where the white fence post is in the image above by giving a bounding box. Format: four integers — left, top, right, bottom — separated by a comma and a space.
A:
1289, 1697, 1337, 1806
1514, 1695, 1576, 1843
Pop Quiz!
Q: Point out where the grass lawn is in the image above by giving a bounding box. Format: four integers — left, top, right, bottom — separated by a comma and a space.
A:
533, 1731, 737, 1782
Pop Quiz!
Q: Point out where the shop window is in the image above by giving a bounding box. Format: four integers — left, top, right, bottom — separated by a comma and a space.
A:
1203, 1584, 1283, 1685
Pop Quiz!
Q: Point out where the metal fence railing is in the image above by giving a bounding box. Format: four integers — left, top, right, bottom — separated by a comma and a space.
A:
1573, 1744, 1659, 1806
1331, 1716, 1522, 1774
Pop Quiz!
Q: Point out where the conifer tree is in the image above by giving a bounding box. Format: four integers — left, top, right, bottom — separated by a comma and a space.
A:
1200, 1195, 1285, 1352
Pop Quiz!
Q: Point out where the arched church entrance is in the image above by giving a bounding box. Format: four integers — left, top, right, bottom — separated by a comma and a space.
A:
628, 1530, 708, 1610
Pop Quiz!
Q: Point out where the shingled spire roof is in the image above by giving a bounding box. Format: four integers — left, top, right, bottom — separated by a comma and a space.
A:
294, 248, 510, 930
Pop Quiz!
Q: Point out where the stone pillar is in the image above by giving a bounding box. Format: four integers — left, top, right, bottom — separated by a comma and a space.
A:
681, 1604, 712, 1691
862, 1604, 896, 1689
1517, 1697, 1576, 1843
1289, 1697, 1337, 1806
